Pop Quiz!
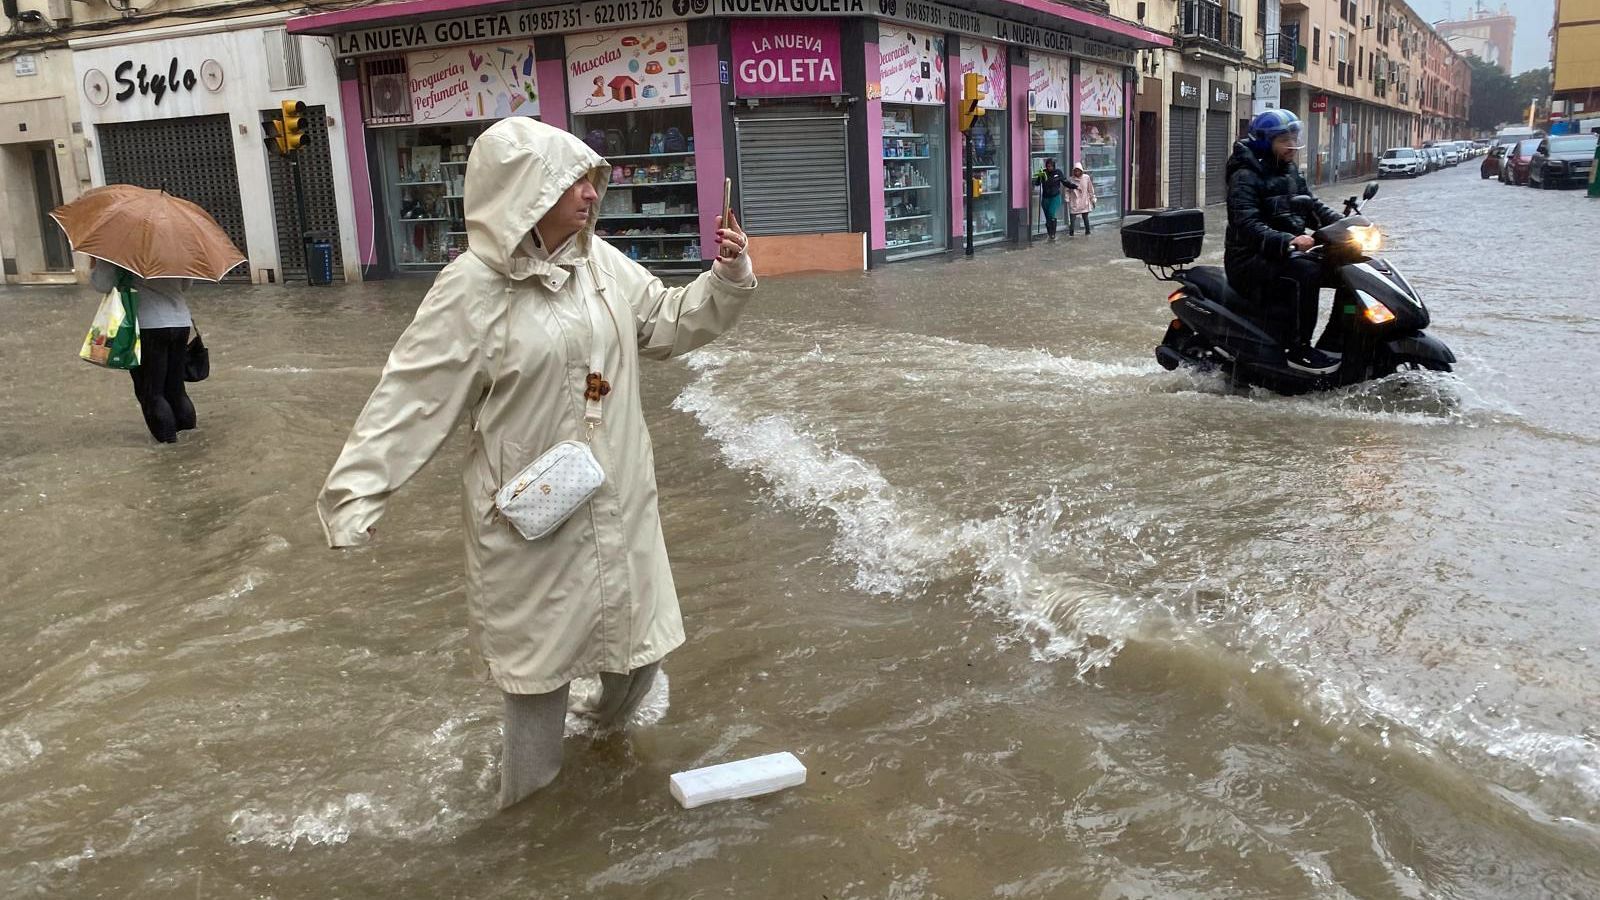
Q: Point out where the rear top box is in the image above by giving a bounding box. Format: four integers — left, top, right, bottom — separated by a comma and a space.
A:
1121, 208, 1206, 266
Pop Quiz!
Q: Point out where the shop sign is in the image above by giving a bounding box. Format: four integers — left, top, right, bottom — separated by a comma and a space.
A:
321, 0, 1140, 67
566, 24, 691, 113
111, 57, 202, 107
731, 18, 842, 97
408, 41, 541, 124
1253, 72, 1281, 113
959, 40, 1006, 110
878, 26, 945, 106
1028, 53, 1070, 115
1207, 78, 1232, 112
1310, 94, 1328, 113
1172, 72, 1202, 109
1081, 64, 1124, 118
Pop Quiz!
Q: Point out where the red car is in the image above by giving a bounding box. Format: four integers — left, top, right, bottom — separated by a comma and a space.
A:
1500, 138, 1541, 185
1481, 142, 1511, 179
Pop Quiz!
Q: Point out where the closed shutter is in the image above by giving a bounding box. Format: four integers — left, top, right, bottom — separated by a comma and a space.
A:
263, 105, 345, 280
734, 113, 849, 235
97, 115, 249, 281
1204, 113, 1232, 204
1168, 106, 1199, 208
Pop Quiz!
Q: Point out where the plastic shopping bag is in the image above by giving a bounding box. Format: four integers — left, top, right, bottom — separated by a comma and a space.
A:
79, 283, 141, 370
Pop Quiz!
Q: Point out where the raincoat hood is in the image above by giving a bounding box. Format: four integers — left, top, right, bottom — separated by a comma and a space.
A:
465, 117, 612, 276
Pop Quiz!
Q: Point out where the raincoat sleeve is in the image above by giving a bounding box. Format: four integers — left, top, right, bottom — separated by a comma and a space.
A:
600, 244, 756, 361
316, 263, 490, 547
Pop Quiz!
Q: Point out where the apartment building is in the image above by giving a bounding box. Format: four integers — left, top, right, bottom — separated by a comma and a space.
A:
1111, 0, 1469, 204
1552, 0, 1600, 122
0, 1, 361, 285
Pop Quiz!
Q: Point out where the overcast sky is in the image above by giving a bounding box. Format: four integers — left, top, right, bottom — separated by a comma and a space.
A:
1405, 0, 1553, 74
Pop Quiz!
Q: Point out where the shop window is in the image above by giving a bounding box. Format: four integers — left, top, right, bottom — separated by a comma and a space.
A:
882, 104, 949, 260
575, 107, 700, 269
967, 113, 1007, 244
1029, 114, 1069, 237
379, 122, 486, 270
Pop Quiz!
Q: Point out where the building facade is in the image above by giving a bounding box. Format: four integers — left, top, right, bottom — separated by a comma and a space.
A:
287, 0, 1170, 275
1, 1, 365, 285
1552, 0, 1600, 122
1436, 5, 1516, 74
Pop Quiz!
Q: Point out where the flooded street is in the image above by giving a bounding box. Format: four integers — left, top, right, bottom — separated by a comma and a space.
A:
4, 165, 1599, 897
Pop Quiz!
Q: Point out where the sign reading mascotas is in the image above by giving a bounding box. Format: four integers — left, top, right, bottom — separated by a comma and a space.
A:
731, 18, 842, 96
326, 0, 1139, 67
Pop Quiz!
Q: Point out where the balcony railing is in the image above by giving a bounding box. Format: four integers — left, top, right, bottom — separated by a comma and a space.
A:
1177, 0, 1244, 56
1264, 32, 1296, 66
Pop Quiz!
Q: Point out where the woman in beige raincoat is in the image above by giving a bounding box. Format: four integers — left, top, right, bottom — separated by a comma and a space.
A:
317, 118, 755, 808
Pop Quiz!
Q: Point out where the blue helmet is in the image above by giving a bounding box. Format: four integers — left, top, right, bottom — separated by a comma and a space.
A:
1248, 109, 1303, 155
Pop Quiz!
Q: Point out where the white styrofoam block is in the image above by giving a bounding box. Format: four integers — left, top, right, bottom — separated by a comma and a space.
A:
670, 752, 807, 809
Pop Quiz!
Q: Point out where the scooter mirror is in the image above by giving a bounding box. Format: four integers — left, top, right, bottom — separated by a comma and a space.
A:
1363, 181, 1380, 201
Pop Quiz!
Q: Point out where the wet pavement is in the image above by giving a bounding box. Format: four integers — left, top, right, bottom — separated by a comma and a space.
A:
3, 164, 1599, 898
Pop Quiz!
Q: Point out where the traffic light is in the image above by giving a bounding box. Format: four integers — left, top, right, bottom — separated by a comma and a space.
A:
971, 176, 983, 198
959, 72, 986, 133
271, 100, 307, 155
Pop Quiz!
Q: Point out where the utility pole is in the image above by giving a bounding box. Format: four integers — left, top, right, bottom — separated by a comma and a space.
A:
958, 72, 986, 258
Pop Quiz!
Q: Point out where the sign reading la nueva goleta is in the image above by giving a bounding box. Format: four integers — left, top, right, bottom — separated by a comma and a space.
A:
326, 0, 1136, 67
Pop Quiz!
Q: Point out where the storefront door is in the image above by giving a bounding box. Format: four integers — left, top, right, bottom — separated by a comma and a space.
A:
28, 143, 71, 271
735, 110, 850, 235
1169, 73, 1201, 209
1079, 63, 1126, 225
1027, 52, 1071, 237
1204, 79, 1234, 205
97, 114, 249, 280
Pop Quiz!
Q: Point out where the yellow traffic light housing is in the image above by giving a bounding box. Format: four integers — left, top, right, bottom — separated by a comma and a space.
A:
971, 176, 983, 198
272, 100, 307, 155
959, 72, 987, 132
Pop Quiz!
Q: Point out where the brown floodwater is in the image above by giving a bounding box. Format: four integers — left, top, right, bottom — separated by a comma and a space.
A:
3, 166, 1599, 898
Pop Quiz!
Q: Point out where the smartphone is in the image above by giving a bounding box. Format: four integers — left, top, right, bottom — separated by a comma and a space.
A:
721, 177, 733, 225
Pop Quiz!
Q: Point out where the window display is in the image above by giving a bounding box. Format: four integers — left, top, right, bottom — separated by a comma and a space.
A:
378, 122, 490, 270
882, 104, 949, 260
1078, 64, 1125, 226
967, 113, 1007, 243
577, 107, 700, 270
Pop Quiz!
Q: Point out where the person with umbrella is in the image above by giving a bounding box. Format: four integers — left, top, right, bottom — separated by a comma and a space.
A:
52, 185, 245, 443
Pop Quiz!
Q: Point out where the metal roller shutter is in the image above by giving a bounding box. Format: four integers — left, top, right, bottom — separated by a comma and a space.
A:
1168, 106, 1199, 208
97, 114, 249, 281
1204, 113, 1232, 205
264, 105, 345, 280
734, 114, 850, 235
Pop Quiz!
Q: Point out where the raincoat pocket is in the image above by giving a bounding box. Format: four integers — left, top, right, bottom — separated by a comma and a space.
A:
494, 439, 605, 541
79, 287, 141, 370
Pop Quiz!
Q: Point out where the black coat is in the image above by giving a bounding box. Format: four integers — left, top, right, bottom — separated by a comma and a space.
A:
1223, 141, 1341, 272
1034, 168, 1068, 199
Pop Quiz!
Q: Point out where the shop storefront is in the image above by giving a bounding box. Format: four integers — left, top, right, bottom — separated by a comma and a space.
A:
878, 26, 949, 261
71, 17, 359, 283
1079, 63, 1125, 226
360, 41, 545, 271
960, 39, 1008, 246
1027, 52, 1071, 238
1203, 79, 1234, 205
729, 19, 851, 240
289, 0, 1166, 274
1168, 72, 1202, 208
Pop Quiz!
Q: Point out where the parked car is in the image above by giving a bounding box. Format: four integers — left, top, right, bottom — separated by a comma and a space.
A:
1427, 147, 1445, 171
1529, 133, 1599, 189
1501, 138, 1541, 185
1442, 144, 1460, 166
1481, 143, 1507, 179
1493, 141, 1518, 179
1379, 147, 1426, 177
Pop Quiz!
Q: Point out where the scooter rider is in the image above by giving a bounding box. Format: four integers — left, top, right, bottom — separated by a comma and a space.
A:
1224, 110, 1344, 374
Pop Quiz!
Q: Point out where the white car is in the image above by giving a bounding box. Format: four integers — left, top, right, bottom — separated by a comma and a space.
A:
1379, 147, 1425, 177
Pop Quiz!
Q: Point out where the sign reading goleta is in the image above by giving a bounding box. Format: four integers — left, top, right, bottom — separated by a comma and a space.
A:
327, 0, 1141, 66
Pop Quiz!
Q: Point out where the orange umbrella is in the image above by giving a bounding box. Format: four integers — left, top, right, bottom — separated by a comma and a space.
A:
50, 184, 246, 281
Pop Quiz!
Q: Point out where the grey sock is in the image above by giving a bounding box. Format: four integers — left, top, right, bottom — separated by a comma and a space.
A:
499, 684, 571, 810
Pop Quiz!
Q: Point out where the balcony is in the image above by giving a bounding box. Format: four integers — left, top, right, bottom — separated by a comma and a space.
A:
1176, 0, 1245, 61
1263, 32, 1296, 70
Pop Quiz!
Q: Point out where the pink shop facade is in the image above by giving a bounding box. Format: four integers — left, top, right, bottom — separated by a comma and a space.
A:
288, 0, 1169, 275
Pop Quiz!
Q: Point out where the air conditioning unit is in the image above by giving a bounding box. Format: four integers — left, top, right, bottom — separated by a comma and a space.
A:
365, 57, 412, 120
47, 0, 71, 22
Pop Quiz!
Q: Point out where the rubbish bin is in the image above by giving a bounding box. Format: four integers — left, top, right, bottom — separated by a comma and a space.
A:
306, 237, 334, 286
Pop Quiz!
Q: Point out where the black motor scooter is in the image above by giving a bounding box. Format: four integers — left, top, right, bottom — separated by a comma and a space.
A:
1121, 182, 1454, 395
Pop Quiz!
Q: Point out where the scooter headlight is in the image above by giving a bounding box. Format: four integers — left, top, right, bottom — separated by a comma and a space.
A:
1347, 225, 1383, 255
1357, 290, 1396, 325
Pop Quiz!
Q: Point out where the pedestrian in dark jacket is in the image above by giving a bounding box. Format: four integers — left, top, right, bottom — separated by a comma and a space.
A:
1033, 159, 1067, 241
1224, 109, 1344, 373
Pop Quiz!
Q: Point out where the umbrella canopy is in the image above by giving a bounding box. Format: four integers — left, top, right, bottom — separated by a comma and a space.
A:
50, 184, 246, 281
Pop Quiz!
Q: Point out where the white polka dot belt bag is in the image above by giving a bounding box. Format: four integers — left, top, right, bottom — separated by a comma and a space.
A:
487, 262, 618, 541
